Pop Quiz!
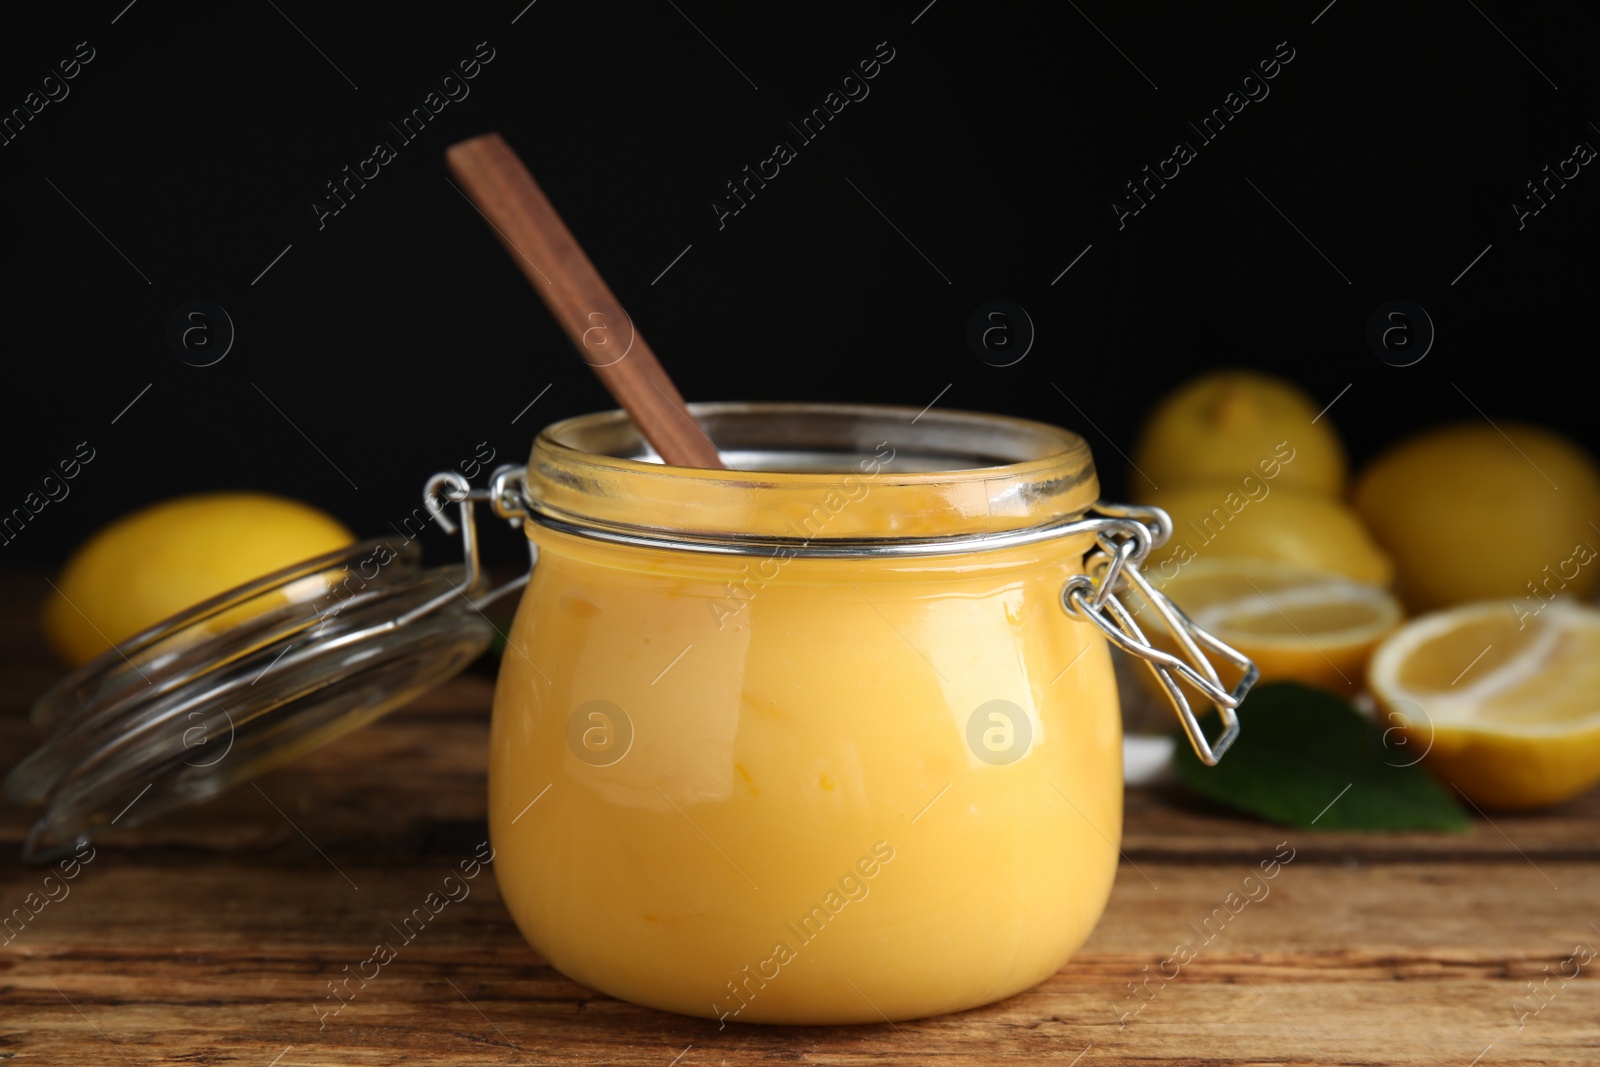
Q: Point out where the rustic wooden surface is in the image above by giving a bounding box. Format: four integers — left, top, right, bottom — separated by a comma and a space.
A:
2, 572, 1597, 1065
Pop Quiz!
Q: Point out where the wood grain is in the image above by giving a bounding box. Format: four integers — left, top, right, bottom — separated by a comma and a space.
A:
1, 572, 1596, 1065
445, 132, 724, 469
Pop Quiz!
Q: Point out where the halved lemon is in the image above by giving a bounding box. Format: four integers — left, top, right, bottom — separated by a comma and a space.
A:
1367, 600, 1600, 810
1136, 557, 1403, 695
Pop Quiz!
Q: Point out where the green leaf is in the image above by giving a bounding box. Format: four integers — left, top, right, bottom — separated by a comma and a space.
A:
1171, 682, 1473, 832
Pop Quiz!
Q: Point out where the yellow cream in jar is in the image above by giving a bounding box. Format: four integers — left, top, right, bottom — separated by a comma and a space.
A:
489, 404, 1123, 1024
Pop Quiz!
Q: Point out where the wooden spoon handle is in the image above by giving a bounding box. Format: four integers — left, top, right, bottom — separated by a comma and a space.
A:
446, 132, 724, 469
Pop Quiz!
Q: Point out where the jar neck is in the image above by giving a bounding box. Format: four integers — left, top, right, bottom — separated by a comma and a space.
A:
523, 402, 1099, 545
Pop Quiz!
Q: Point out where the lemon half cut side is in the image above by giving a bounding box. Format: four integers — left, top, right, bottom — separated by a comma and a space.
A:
1139, 557, 1402, 695
1367, 600, 1600, 810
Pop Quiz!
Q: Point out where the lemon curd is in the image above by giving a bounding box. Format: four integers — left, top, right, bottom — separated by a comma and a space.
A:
489, 404, 1126, 1024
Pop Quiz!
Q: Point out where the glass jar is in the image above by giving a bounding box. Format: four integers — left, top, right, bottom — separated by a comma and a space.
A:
488, 402, 1249, 1024
7, 400, 1249, 1026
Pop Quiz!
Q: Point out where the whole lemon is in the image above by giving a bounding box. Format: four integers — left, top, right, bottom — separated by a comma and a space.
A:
43, 493, 355, 666
1354, 422, 1600, 613
1132, 370, 1348, 499
1144, 484, 1393, 587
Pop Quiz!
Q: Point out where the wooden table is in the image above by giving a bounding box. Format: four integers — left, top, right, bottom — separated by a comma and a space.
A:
2, 573, 1596, 1065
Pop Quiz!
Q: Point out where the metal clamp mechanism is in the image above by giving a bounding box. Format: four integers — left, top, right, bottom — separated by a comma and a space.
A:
1059, 502, 1258, 765
401, 465, 537, 626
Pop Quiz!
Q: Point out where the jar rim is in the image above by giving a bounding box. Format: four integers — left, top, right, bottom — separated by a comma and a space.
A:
526, 402, 1100, 546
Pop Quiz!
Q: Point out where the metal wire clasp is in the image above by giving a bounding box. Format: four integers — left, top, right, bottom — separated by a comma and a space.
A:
396, 465, 536, 626
1060, 502, 1258, 765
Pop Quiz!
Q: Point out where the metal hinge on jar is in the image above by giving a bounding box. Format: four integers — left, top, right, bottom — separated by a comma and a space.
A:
411, 464, 540, 621
1059, 502, 1258, 765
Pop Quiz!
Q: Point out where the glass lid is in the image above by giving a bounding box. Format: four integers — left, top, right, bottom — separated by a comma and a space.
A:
4, 473, 524, 862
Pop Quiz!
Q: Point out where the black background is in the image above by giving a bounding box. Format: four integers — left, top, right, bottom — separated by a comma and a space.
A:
2, 1, 1594, 569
